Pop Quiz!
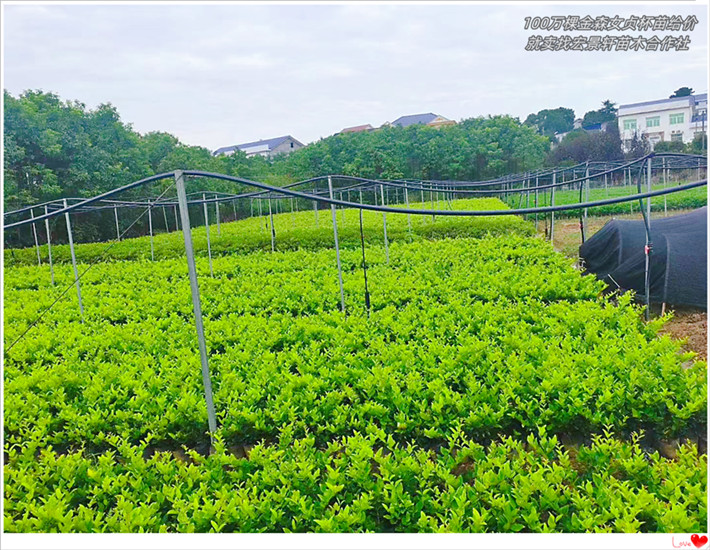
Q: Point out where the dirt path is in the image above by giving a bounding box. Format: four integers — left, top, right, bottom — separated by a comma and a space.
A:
545, 212, 708, 362
658, 308, 708, 362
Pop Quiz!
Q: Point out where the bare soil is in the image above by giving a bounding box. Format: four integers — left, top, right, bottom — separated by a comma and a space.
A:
658, 308, 708, 362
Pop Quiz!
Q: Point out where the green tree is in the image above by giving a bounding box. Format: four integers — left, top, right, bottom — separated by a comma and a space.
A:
524, 107, 575, 139
141, 132, 179, 172
670, 87, 694, 98
275, 115, 549, 182
624, 131, 650, 159
4, 89, 553, 245
685, 133, 707, 155
549, 122, 623, 164
582, 100, 617, 127
653, 140, 685, 153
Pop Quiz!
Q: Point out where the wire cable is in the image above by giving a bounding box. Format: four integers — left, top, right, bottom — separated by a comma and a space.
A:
5, 183, 176, 355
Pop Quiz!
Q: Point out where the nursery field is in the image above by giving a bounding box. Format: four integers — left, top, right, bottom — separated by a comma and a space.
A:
3, 198, 707, 533
5, 198, 532, 266
5, 188, 706, 268
503, 181, 707, 218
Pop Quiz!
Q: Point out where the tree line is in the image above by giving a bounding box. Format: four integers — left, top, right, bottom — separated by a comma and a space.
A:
4, 90, 550, 211
4, 88, 705, 245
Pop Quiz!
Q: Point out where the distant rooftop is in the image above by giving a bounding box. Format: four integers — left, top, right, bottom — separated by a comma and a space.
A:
582, 122, 603, 131
339, 124, 374, 134
213, 135, 302, 156
391, 113, 442, 128
619, 92, 707, 111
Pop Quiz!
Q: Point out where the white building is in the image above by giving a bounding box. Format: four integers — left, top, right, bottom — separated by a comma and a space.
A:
618, 92, 707, 151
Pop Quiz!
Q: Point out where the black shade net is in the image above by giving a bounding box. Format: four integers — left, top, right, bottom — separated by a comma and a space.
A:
579, 207, 707, 309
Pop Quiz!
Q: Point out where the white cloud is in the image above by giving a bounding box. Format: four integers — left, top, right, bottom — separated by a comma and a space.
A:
3, 3, 707, 150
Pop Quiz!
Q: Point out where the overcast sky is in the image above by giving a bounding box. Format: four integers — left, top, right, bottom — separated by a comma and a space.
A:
3, 2, 708, 151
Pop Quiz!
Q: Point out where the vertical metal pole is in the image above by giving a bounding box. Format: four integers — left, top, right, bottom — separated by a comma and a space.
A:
663, 157, 667, 216
63, 199, 83, 319
430, 183, 435, 222
258, 198, 265, 234
259, 197, 271, 231
162, 206, 169, 233
114, 206, 121, 240
232, 199, 237, 222
268, 196, 276, 252
404, 185, 411, 231
584, 162, 589, 229
550, 173, 556, 244
44, 205, 55, 285
328, 176, 346, 313
202, 193, 214, 277
174, 205, 179, 230
340, 192, 345, 227
646, 157, 653, 224
534, 176, 539, 231
359, 208, 371, 316
604, 172, 608, 198
215, 198, 221, 236
644, 157, 653, 322
31, 208, 42, 266
314, 200, 319, 229
174, 171, 217, 444
579, 169, 586, 243
380, 184, 389, 263
148, 202, 154, 261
